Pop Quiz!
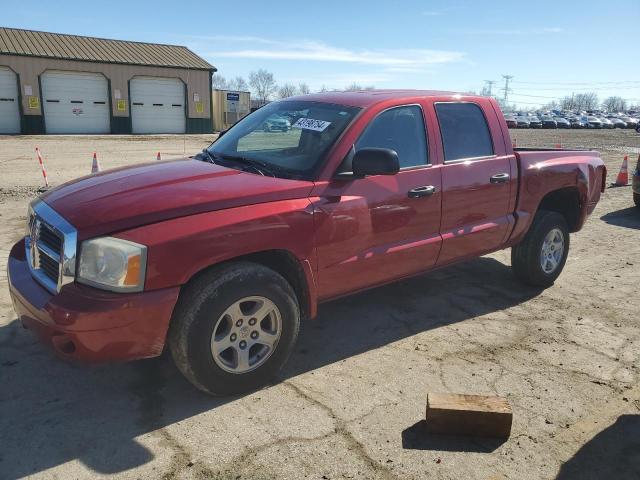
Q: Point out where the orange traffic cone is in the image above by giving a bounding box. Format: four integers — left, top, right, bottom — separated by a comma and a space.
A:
91, 152, 101, 174
613, 155, 629, 186
554, 143, 562, 149
156, 151, 161, 161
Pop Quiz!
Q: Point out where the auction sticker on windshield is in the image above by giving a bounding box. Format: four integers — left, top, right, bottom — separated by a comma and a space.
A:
293, 118, 331, 132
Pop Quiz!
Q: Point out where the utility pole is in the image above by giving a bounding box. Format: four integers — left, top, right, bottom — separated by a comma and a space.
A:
484, 80, 497, 96
502, 75, 513, 105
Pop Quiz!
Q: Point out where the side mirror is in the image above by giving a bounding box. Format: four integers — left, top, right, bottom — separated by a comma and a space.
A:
217, 129, 229, 139
352, 148, 399, 178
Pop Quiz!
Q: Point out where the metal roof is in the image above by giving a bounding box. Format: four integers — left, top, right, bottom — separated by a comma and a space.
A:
0, 27, 215, 71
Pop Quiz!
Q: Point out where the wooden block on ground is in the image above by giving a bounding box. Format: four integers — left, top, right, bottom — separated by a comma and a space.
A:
425, 393, 512, 438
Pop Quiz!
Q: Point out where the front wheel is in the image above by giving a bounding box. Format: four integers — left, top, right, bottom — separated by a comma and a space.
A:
168, 262, 300, 395
511, 210, 570, 288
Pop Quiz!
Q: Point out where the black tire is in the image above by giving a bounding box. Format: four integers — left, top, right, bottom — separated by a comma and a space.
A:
168, 262, 300, 396
511, 210, 570, 288
634, 192, 640, 209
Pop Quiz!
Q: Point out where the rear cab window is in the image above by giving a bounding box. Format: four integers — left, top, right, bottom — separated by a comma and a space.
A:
435, 102, 494, 162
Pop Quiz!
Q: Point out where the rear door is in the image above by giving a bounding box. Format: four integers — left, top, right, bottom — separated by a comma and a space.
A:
313, 104, 442, 300
434, 101, 515, 265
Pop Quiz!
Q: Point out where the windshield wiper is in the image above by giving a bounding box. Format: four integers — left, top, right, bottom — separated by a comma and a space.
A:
196, 149, 217, 165
215, 154, 277, 177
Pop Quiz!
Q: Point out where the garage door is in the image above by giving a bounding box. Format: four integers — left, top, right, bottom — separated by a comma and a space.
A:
0, 67, 20, 134
41, 71, 110, 134
130, 77, 186, 134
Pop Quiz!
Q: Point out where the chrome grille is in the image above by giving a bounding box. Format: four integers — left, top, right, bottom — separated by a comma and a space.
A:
25, 200, 77, 293
39, 250, 60, 282
39, 223, 63, 253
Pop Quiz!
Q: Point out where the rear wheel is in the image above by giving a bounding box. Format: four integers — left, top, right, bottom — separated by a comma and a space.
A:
168, 262, 300, 395
511, 210, 570, 287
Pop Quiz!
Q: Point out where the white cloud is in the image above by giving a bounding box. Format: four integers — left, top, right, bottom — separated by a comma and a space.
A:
199, 37, 464, 68
283, 72, 397, 91
457, 27, 564, 35
422, 10, 441, 16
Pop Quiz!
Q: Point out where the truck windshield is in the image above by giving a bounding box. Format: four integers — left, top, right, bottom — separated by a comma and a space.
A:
208, 100, 360, 179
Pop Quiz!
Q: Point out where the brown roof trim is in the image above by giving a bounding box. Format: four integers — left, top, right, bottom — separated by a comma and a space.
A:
0, 27, 215, 71
0, 52, 216, 72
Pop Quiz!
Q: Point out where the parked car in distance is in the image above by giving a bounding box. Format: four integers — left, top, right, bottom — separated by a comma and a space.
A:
7, 91, 607, 396
570, 117, 588, 129
262, 114, 291, 132
528, 116, 543, 128
585, 116, 603, 129
541, 116, 557, 128
504, 115, 518, 128
599, 118, 614, 129
554, 117, 571, 129
608, 117, 627, 128
515, 116, 530, 128
620, 117, 639, 128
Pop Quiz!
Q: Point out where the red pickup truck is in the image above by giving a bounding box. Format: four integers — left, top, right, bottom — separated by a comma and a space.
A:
8, 91, 606, 395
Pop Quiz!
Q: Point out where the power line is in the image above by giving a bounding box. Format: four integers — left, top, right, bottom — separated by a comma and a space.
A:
508, 85, 640, 92
510, 93, 560, 99
512, 80, 640, 86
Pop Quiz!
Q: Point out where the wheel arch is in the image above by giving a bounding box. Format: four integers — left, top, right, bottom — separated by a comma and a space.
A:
536, 186, 582, 232
182, 249, 315, 321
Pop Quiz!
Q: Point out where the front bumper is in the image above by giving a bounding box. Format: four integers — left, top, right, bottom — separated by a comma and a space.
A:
7, 239, 180, 362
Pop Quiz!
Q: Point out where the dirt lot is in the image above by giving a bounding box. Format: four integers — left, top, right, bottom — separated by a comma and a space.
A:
0, 130, 639, 480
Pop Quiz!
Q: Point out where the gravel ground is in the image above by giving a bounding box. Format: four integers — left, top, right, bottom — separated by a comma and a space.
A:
0, 130, 639, 480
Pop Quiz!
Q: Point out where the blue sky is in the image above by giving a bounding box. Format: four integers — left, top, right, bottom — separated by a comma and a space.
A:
5, 0, 640, 107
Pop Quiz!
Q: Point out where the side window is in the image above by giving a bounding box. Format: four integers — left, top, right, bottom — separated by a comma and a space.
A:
356, 105, 428, 168
435, 103, 494, 162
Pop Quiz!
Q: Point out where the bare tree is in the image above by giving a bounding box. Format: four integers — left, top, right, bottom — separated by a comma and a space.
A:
559, 92, 599, 111
212, 74, 229, 90
560, 95, 576, 111
602, 96, 627, 113
298, 82, 310, 95
228, 76, 249, 91
319, 85, 329, 93
249, 69, 277, 105
344, 83, 363, 91
575, 92, 599, 110
277, 83, 298, 99
541, 100, 560, 110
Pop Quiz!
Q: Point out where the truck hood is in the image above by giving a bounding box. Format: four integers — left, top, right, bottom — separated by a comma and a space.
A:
41, 159, 314, 240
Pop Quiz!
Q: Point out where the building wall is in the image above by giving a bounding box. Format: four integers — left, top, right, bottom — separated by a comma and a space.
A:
0, 54, 212, 134
212, 89, 251, 131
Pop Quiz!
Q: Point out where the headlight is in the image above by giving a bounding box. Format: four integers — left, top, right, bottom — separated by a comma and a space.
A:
78, 237, 147, 292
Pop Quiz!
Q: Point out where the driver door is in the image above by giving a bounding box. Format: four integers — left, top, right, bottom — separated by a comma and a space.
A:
311, 104, 443, 300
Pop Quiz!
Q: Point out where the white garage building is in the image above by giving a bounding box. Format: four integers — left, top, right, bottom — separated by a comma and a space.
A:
0, 27, 215, 135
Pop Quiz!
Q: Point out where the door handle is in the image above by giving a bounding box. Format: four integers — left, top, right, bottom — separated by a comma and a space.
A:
408, 185, 436, 198
490, 173, 510, 184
